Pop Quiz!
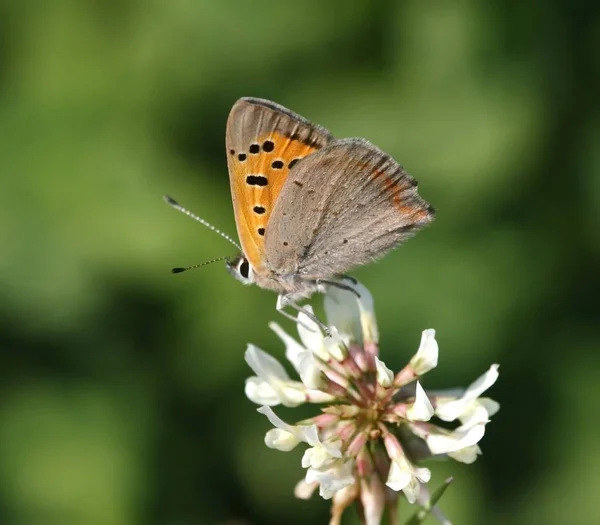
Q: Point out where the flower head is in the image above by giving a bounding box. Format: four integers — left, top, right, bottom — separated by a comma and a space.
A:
245, 280, 499, 524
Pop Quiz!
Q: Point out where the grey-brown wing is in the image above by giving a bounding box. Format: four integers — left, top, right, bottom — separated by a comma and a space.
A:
263, 138, 435, 278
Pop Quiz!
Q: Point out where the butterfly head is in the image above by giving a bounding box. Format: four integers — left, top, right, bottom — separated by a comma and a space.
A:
226, 255, 255, 285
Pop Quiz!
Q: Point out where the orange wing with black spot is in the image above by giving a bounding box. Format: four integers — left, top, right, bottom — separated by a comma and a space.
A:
225, 98, 334, 273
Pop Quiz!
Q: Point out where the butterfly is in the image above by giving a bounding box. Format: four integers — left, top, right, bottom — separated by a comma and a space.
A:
167, 97, 434, 328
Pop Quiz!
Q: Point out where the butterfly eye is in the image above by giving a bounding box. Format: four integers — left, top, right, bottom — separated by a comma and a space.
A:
239, 259, 250, 279
226, 256, 255, 285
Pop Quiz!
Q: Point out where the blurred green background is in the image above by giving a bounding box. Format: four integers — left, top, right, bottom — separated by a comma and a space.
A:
1, 1, 599, 524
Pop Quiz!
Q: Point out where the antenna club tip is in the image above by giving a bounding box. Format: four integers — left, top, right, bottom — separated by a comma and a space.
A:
171, 267, 186, 274
164, 195, 179, 207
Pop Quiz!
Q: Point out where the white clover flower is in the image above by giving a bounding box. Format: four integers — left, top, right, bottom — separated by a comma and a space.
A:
245, 279, 500, 524
433, 364, 500, 426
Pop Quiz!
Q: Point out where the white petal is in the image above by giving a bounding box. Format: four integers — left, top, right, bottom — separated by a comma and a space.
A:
434, 365, 500, 422
401, 467, 429, 504
402, 476, 421, 504
245, 377, 281, 406
479, 398, 500, 417
409, 329, 439, 375
353, 281, 379, 345
462, 364, 499, 401
257, 406, 313, 442
269, 321, 307, 374
302, 447, 317, 468
265, 428, 301, 451
415, 466, 431, 483
302, 424, 321, 447
323, 279, 378, 345
316, 441, 342, 463
453, 403, 491, 428
245, 346, 309, 407
245, 344, 290, 382
297, 306, 326, 355
385, 460, 412, 491
324, 441, 343, 458
436, 396, 499, 424
306, 460, 355, 500
319, 480, 349, 500
279, 385, 312, 407
296, 351, 326, 390
305, 389, 337, 404
448, 444, 481, 464
294, 479, 318, 499
385, 455, 430, 503
324, 285, 362, 344
301, 428, 343, 468
427, 424, 486, 455
302, 446, 336, 469
322, 328, 346, 361
375, 357, 394, 387
255, 382, 307, 408
304, 467, 320, 484
435, 398, 466, 422
257, 406, 295, 433
406, 382, 434, 421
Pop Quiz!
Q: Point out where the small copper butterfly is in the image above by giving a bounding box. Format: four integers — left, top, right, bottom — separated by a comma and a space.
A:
166, 97, 435, 327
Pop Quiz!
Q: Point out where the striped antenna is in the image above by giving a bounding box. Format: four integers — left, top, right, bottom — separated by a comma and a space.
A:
171, 256, 230, 274
163, 195, 241, 251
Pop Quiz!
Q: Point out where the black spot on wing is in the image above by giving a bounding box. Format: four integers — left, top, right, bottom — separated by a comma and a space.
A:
246, 175, 268, 186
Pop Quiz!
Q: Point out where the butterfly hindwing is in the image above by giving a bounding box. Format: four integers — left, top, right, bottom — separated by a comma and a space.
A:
264, 138, 435, 278
225, 97, 334, 272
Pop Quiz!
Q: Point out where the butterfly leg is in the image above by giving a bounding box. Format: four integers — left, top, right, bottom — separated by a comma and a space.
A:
282, 297, 351, 350
276, 294, 332, 337
316, 278, 361, 298
275, 297, 309, 326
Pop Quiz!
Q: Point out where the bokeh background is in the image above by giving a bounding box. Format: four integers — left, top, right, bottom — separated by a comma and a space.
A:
1, 1, 599, 524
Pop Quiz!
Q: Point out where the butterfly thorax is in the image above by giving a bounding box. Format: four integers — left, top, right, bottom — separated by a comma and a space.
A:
226, 254, 320, 301
254, 269, 320, 301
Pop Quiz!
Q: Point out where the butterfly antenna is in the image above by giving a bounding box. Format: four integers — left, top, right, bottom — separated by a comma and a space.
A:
171, 256, 230, 274
163, 195, 242, 251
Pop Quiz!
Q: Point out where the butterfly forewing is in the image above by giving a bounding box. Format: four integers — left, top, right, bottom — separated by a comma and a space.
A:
225, 98, 334, 273
264, 138, 435, 278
